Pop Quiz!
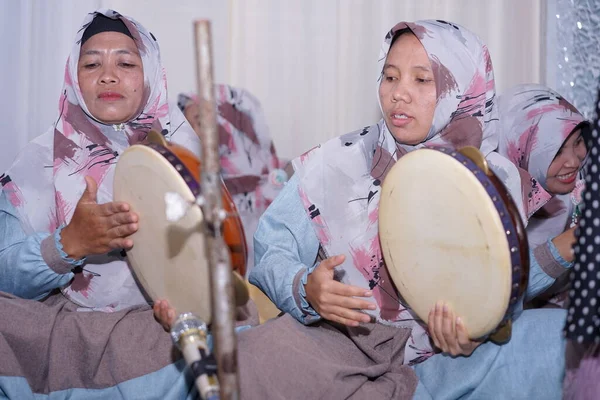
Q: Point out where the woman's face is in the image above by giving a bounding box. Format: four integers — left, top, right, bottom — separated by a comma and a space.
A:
378, 32, 437, 145
546, 128, 588, 194
77, 31, 144, 125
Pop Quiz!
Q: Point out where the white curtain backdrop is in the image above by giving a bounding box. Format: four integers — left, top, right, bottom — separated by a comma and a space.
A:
1, 0, 100, 173
1, 0, 545, 171
229, 0, 545, 160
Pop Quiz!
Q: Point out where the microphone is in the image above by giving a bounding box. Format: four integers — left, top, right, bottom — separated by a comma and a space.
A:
170, 313, 220, 400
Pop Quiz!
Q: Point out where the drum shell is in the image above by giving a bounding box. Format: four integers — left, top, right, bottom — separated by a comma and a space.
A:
486, 170, 529, 304
150, 142, 248, 277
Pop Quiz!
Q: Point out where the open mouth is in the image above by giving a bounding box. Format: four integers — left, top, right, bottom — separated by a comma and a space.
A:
390, 113, 413, 126
556, 171, 577, 183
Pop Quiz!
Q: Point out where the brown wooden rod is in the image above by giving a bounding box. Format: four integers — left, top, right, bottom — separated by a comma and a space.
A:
193, 19, 240, 400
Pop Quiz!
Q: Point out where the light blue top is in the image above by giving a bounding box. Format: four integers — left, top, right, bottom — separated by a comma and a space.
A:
0, 191, 81, 300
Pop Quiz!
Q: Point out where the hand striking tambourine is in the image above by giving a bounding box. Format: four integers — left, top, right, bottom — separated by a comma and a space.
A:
379, 146, 529, 342
113, 130, 249, 325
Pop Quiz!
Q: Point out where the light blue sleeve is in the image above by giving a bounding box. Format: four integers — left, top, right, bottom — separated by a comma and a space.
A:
250, 174, 322, 324
525, 239, 571, 301
0, 191, 78, 300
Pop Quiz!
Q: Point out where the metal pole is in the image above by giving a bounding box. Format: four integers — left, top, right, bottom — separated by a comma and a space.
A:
193, 19, 240, 400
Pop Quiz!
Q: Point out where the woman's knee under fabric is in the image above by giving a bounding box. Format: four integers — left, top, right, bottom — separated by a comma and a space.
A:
412, 308, 567, 400
0, 291, 197, 399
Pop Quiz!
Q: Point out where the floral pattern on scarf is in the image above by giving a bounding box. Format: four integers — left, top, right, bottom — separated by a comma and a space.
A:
178, 85, 288, 274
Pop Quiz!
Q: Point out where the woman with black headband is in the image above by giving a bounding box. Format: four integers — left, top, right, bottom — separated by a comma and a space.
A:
0, 9, 203, 310
0, 9, 256, 399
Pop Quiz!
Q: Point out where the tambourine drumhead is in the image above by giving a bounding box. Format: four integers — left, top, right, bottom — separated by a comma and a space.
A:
114, 145, 213, 323
379, 148, 512, 338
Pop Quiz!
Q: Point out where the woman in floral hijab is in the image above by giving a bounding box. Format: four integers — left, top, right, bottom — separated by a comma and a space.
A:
234, 20, 568, 399
0, 9, 200, 310
0, 9, 211, 399
498, 84, 590, 308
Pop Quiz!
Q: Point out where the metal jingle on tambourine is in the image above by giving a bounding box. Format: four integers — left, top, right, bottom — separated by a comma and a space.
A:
147, 129, 169, 146
458, 146, 491, 176
488, 319, 512, 344
232, 270, 250, 307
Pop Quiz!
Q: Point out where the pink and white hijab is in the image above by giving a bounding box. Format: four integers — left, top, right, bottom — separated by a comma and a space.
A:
0, 9, 200, 311
178, 85, 288, 274
292, 20, 530, 365
498, 84, 590, 247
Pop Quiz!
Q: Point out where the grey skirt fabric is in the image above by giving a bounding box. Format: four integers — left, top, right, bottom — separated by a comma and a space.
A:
0, 291, 258, 396
237, 314, 418, 400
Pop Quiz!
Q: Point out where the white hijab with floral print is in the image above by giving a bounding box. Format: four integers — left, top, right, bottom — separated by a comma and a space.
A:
498, 84, 590, 247
178, 85, 288, 274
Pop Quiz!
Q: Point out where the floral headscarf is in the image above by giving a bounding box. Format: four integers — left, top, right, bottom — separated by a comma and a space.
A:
178, 85, 288, 274
292, 20, 528, 365
0, 9, 200, 310
498, 84, 590, 247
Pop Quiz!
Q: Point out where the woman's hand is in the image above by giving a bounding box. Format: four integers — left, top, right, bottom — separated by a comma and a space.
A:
552, 226, 577, 263
428, 302, 482, 356
305, 255, 376, 327
153, 299, 176, 331
60, 176, 139, 259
